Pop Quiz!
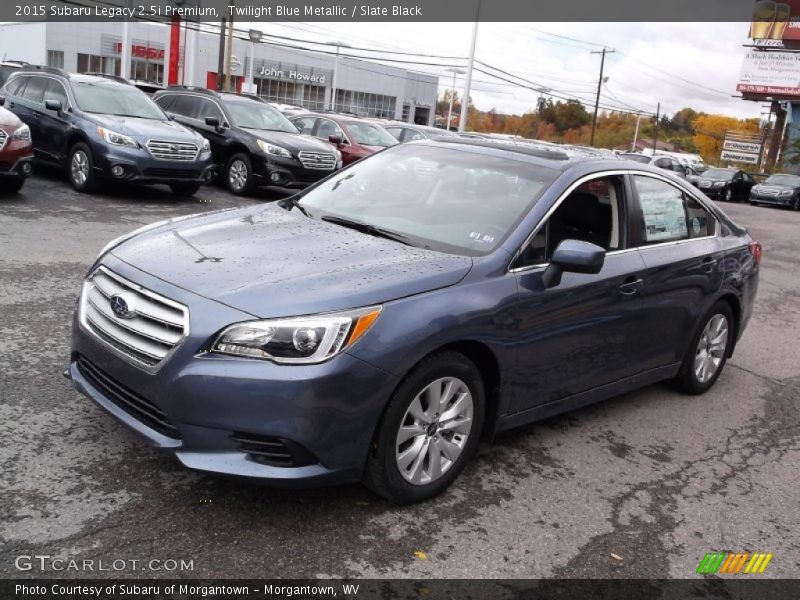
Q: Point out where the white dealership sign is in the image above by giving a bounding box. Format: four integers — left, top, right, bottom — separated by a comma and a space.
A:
736, 49, 800, 96
720, 150, 760, 164
722, 139, 762, 154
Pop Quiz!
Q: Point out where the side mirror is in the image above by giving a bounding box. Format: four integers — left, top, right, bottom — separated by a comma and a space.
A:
0, 96, 5, 107
542, 239, 606, 288
45, 99, 63, 112
205, 116, 220, 128
328, 134, 342, 145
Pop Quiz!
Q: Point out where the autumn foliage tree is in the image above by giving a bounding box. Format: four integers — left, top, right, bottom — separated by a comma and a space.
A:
693, 115, 761, 165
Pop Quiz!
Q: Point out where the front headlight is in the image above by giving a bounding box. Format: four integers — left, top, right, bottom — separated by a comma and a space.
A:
779, 189, 794, 196
201, 138, 211, 153
97, 127, 139, 148
10, 124, 30, 141
212, 306, 382, 364
713, 181, 726, 187
257, 139, 292, 158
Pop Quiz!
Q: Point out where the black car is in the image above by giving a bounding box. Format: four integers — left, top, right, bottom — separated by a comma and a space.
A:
749, 173, 800, 210
0, 61, 25, 89
383, 122, 459, 143
2, 68, 215, 195
153, 87, 341, 195
696, 168, 755, 202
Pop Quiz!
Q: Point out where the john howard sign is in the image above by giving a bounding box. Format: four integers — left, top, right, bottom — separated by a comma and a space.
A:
257, 63, 332, 86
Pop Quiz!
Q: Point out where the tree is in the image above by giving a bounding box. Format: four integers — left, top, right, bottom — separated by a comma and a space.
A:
693, 115, 760, 164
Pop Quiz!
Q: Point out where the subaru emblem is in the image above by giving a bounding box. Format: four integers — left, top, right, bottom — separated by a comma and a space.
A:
110, 293, 136, 319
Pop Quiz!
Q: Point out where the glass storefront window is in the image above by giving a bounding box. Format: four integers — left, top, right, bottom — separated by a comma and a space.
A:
77, 53, 120, 76
131, 60, 164, 85
254, 78, 327, 110
334, 89, 396, 119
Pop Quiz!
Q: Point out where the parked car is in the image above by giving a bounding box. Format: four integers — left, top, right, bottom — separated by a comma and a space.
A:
384, 122, 459, 143
290, 113, 398, 165
0, 61, 25, 89
68, 138, 760, 503
749, 173, 800, 210
696, 168, 755, 202
154, 87, 341, 195
2, 68, 215, 195
268, 102, 307, 117
0, 96, 34, 192
685, 165, 703, 187
618, 152, 688, 177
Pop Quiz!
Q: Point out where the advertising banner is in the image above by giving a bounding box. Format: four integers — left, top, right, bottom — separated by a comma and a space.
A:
736, 50, 800, 97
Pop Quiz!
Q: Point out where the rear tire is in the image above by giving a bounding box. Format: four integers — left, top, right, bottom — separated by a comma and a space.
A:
363, 351, 485, 504
68, 143, 99, 193
225, 153, 254, 196
0, 176, 25, 193
169, 182, 201, 196
792, 197, 800, 211
672, 301, 734, 395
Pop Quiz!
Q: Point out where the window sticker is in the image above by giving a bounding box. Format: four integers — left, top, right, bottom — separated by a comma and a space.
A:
469, 232, 496, 244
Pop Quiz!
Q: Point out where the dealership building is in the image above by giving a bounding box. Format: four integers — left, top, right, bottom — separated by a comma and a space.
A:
0, 21, 439, 124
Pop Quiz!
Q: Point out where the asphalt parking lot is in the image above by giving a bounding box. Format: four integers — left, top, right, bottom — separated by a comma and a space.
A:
1, 172, 798, 580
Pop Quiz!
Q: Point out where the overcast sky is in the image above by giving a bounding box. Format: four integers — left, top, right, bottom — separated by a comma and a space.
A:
250, 21, 764, 122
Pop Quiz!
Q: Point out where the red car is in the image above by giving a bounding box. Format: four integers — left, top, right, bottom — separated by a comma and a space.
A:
290, 113, 397, 165
0, 97, 33, 193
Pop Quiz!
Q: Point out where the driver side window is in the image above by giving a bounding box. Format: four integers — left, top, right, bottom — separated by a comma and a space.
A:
516, 177, 624, 268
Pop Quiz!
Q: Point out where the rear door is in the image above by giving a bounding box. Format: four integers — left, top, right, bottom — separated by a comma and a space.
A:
39, 79, 71, 163
16, 75, 49, 159
627, 173, 723, 370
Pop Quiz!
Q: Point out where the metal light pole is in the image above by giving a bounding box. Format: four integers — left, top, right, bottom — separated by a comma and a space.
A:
329, 41, 351, 111
590, 47, 614, 147
120, 0, 132, 79
459, 13, 479, 133
247, 29, 262, 95
224, 0, 235, 92
445, 67, 465, 130
631, 113, 641, 151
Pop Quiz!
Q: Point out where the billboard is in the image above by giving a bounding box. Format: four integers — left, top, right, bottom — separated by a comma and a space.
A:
749, 0, 800, 48
720, 131, 764, 166
736, 49, 800, 96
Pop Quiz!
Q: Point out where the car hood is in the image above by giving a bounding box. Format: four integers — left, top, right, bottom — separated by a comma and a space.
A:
754, 183, 799, 192
110, 204, 472, 318
0, 106, 22, 128
245, 129, 335, 154
88, 114, 200, 141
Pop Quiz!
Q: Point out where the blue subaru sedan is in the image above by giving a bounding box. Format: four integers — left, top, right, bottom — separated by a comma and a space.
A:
68, 139, 760, 503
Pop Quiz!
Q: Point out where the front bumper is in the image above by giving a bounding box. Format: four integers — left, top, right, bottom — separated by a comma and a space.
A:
253, 155, 338, 190
67, 260, 397, 486
750, 192, 796, 206
92, 143, 216, 185
0, 140, 34, 178
698, 186, 727, 198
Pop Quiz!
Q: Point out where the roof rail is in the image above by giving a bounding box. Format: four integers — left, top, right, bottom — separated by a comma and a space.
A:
83, 72, 132, 85
226, 92, 267, 103
19, 65, 69, 78
165, 84, 220, 97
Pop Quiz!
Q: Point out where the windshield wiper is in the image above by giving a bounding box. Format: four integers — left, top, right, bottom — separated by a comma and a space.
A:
278, 196, 311, 217
321, 216, 413, 246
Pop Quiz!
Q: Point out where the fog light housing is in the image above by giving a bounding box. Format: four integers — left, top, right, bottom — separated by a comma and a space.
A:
111, 165, 126, 178
21, 162, 33, 176
269, 172, 282, 184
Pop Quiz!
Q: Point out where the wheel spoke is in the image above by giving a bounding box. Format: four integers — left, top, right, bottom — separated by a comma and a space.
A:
397, 423, 425, 445
437, 436, 463, 462
407, 397, 430, 425
397, 436, 426, 472
427, 441, 443, 481
439, 415, 472, 435
407, 438, 430, 484
440, 392, 470, 423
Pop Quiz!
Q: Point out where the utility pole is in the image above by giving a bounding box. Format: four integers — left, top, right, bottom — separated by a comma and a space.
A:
459, 0, 481, 133
590, 47, 614, 147
216, 18, 226, 91
765, 100, 787, 172
445, 67, 465, 130
651, 102, 660, 154
224, 0, 235, 92
631, 113, 641, 151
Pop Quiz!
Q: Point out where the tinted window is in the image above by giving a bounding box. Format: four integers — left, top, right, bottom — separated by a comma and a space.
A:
632, 176, 689, 244
4, 75, 27, 96
154, 94, 176, 112
21, 76, 47, 103
43, 79, 68, 107
298, 144, 558, 256
317, 119, 344, 140
703, 168, 736, 180
196, 98, 223, 121
171, 95, 200, 119
292, 117, 316, 135
224, 100, 296, 133
685, 196, 715, 238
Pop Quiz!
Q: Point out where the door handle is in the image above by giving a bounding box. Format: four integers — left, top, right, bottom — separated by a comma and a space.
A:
619, 277, 643, 296
701, 257, 718, 273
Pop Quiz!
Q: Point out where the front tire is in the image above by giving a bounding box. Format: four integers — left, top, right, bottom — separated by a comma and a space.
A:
169, 182, 201, 196
225, 153, 254, 196
68, 143, 98, 193
673, 301, 734, 395
363, 351, 485, 504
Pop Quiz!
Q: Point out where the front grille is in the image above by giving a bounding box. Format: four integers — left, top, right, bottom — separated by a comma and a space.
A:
297, 151, 337, 171
757, 188, 780, 196
146, 139, 199, 162
0, 161, 9, 173
231, 432, 317, 468
76, 355, 181, 439
0, 129, 7, 151
80, 267, 188, 369
142, 168, 201, 179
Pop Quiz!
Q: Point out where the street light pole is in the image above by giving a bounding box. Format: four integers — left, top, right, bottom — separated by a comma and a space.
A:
445, 67, 465, 130
329, 41, 351, 111
459, 14, 480, 133
224, 0, 235, 92
248, 29, 262, 95
590, 47, 614, 147
631, 113, 641, 151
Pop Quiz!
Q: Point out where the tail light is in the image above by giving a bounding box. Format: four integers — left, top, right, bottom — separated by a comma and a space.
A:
748, 241, 762, 265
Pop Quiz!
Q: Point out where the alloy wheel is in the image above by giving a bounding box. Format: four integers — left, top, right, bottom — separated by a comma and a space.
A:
395, 376, 474, 486
694, 314, 729, 384
228, 159, 248, 191
71, 151, 89, 186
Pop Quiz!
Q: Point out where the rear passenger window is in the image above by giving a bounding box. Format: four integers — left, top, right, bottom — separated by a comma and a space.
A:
196, 98, 223, 121
171, 95, 199, 119
405, 129, 426, 141
21, 76, 47, 103
632, 176, 714, 244
154, 94, 176, 112
4, 76, 27, 96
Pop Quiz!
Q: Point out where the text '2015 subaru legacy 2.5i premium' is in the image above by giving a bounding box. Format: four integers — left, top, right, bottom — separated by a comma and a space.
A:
68, 139, 760, 504
152, 87, 341, 195
1, 69, 215, 195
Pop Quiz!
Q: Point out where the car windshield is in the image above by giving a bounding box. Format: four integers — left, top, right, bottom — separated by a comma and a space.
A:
764, 174, 800, 186
620, 154, 651, 164
71, 81, 166, 119
704, 168, 736, 180
298, 144, 558, 256
343, 121, 398, 147
225, 101, 298, 133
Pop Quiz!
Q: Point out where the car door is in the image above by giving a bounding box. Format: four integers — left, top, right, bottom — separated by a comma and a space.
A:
627, 173, 723, 370
38, 79, 71, 163
509, 174, 649, 412
193, 97, 228, 161
315, 117, 357, 162
13, 76, 49, 155
741, 172, 755, 199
